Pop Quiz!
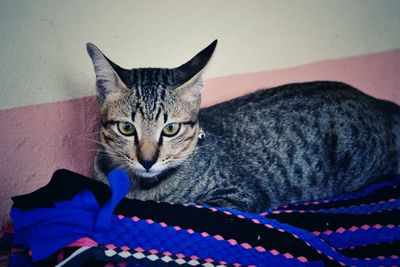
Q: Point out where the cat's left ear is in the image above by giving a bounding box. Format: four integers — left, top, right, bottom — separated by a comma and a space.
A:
174, 40, 218, 97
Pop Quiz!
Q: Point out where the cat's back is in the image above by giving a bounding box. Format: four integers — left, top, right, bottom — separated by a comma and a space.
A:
196, 81, 399, 208
200, 81, 386, 123
200, 81, 397, 138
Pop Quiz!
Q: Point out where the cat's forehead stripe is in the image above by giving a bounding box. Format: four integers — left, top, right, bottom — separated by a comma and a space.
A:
136, 91, 160, 120
161, 89, 166, 101
155, 107, 162, 122
164, 113, 168, 123
126, 68, 177, 121
128, 68, 176, 90
131, 111, 136, 122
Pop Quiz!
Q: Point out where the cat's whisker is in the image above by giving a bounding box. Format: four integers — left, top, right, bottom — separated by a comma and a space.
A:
97, 149, 123, 158
83, 130, 101, 135
69, 134, 103, 145
96, 146, 126, 160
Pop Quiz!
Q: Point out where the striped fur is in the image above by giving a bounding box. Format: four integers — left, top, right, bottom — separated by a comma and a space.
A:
87, 41, 400, 212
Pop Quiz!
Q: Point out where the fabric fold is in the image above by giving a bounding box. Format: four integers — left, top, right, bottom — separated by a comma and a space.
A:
10, 169, 131, 261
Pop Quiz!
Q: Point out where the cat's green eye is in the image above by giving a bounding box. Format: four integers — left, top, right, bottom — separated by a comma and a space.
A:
162, 123, 181, 137
117, 121, 136, 136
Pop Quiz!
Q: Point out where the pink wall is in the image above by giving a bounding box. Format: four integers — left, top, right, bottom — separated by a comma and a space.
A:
1, 49, 399, 219
202, 49, 400, 107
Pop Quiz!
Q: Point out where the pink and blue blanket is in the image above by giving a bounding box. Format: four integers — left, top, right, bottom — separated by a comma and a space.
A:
6, 169, 400, 266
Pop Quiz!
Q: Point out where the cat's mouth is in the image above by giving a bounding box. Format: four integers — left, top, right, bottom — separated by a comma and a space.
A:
126, 161, 179, 182
134, 164, 168, 179
136, 169, 161, 178
136, 167, 179, 189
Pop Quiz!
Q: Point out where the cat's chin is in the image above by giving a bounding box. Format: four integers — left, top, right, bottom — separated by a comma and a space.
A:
134, 165, 177, 179
135, 167, 179, 189
137, 171, 161, 178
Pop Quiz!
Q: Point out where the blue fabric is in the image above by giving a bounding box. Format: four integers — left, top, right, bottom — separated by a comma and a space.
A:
93, 215, 316, 266
10, 169, 130, 261
319, 227, 399, 249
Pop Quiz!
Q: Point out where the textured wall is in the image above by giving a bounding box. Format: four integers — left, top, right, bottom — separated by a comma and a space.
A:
1, 1, 400, 220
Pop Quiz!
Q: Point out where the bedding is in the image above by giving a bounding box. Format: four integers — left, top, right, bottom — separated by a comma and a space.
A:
4, 169, 400, 266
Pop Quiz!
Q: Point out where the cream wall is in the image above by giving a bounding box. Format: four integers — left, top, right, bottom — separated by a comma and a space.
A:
1, 0, 400, 109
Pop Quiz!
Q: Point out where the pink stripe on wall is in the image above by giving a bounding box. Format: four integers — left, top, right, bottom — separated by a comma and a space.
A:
202, 49, 400, 107
0, 49, 399, 219
0, 97, 99, 219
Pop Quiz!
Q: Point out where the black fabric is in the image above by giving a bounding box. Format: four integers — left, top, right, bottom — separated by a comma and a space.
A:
284, 182, 399, 210
12, 169, 112, 210
265, 211, 400, 231
339, 241, 400, 258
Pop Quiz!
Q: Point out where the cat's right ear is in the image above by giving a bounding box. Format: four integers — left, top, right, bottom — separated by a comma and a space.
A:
86, 43, 129, 104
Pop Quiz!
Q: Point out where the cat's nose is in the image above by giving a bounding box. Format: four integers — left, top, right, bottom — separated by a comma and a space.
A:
138, 141, 158, 171
138, 158, 156, 171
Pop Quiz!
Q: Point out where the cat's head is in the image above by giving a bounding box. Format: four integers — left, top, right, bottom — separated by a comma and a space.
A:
87, 41, 217, 180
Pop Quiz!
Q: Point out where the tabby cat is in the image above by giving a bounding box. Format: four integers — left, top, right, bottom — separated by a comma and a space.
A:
87, 40, 400, 212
